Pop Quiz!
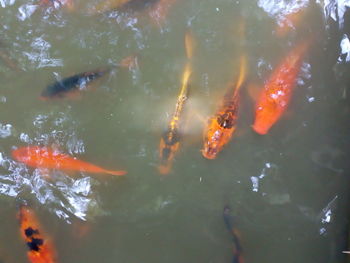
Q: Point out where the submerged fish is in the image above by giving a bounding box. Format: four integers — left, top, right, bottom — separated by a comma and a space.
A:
18, 204, 57, 263
223, 206, 244, 263
275, 9, 305, 37
40, 67, 111, 99
158, 31, 193, 174
12, 146, 127, 176
91, 0, 159, 14
202, 55, 247, 159
40, 0, 74, 10
252, 39, 312, 135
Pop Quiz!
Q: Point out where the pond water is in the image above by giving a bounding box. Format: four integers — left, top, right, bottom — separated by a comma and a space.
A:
0, 0, 350, 262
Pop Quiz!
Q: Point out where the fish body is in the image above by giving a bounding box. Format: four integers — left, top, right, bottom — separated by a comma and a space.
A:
92, 0, 159, 14
223, 206, 244, 263
252, 40, 311, 135
40, 0, 74, 10
41, 67, 110, 99
12, 146, 126, 176
18, 205, 57, 263
159, 32, 193, 174
202, 56, 246, 159
159, 64, 191, 174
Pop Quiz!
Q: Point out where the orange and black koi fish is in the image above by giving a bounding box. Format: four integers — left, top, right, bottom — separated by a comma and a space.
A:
18, 205, 57, 263
202, 55, 247, 159
223, 206, 244, 263
158, 31, 193, 174
12, 146, 127, 176
40, 67, 111, 99
252, 39, 312, 135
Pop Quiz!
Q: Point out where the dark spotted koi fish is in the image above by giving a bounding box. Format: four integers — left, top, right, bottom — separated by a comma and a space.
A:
41, 55, 136, 99
40, 67, 111, 99
202, 55, 247, 159
158, 31, 193, 174
223, 206, 244, 263
18, 205, 57, 263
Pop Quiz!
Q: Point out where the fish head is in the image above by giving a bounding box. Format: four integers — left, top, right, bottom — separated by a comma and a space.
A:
12, 146, 49, 167
202, 117, 235, 159
202, 122, 224, 159
12, 147, 34, 163
252, 93, 283, 135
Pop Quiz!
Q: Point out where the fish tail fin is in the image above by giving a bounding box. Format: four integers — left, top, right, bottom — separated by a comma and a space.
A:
185, 30, 195, 60
119, 54, 139, 70
105, 169, 127, 176
223, 205, 234, 231
234, 54, 247, 93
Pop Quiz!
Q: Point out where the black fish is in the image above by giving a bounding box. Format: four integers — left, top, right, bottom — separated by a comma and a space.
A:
223, 206, 244, 263
41, 67, 111, 99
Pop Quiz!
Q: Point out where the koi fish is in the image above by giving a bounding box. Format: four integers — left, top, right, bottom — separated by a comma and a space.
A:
275, 9, 305, 37
18, 204, 57, 263
40, 0, 74, 11
40, 67, 111, 100
158, 31, 193, 174
202, 55, 247, 159
91, 0, 159, 14
12, 146, 127, 176
252, 39, 312, 135
40, 56, 136, 99
223, 206, 244, 263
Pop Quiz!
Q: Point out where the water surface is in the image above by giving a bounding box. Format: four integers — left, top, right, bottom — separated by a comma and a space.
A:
0, 0, 350, 262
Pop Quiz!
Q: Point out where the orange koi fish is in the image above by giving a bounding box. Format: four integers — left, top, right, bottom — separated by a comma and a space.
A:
202, 55, 247, 159
252, 39, 312, 135
158, 31, 193, 174
18, 205, 57, 263
275, 9, 305, 37
223, 206, 244, 263
12, 146, 127, 176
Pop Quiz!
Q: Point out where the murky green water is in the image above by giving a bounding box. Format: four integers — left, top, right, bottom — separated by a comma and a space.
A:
0, 0, 350, 262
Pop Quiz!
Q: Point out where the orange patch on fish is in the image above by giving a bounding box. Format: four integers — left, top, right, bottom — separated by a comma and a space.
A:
252, 39, 312, 135
202, 55, 247, 159
18, 205, 57, 263
12, 146, 127, 176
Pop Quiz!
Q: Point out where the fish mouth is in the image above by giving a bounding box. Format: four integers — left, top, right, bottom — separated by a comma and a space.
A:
251, 124, 268, 135
201, 147, 217, 160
